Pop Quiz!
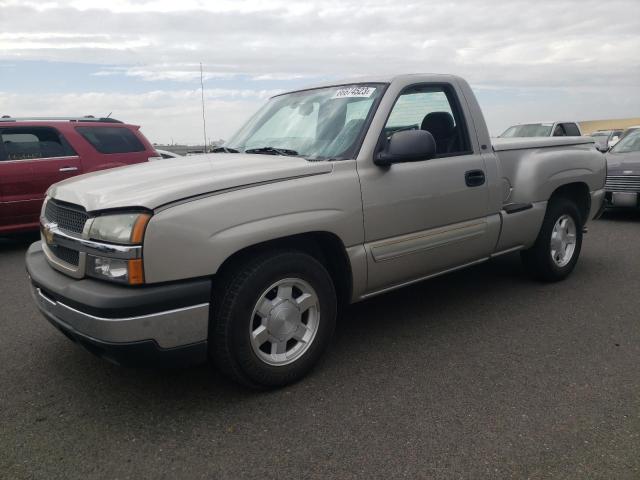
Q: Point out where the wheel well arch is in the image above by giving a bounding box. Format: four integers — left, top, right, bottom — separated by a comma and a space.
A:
214, 231, 353, 305
549, 182, 591, 224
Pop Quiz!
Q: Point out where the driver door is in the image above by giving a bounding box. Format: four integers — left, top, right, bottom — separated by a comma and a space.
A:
358, 83, 497, 293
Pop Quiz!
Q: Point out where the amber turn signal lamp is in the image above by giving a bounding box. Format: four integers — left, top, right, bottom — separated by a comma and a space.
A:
128, 259, 145, 285
130, 213, 151, 244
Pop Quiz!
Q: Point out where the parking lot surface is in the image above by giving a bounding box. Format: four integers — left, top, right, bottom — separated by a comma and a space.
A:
1, 212, 639, 479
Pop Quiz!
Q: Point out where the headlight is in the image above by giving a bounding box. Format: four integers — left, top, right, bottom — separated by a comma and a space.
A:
86, 212, 150, 285
86, 255, 144, 285
89, 212, 151, 245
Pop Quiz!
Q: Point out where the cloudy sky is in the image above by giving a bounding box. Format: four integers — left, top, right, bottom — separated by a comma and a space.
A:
1, 0, 639, 144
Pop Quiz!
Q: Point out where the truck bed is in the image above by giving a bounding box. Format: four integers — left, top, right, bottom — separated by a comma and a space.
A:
489, 135, 604, 256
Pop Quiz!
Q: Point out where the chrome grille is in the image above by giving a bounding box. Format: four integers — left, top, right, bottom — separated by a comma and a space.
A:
48, 245, 80, 266
605, 175, 640, 193
44, 200, 89, 234
43, 199, 87, 270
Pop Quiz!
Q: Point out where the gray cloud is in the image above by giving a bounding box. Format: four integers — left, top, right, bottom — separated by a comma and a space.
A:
0, 89, 269, 144
1, 0, 639, 142
2, 0, 639, 85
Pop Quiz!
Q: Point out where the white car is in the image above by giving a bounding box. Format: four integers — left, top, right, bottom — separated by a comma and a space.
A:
154, 148, 182, 159
500, 121, 582, 138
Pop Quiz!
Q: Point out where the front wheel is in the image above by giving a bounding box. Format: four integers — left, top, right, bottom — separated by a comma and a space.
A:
211, 250, 337, 388
521, 198, 583, 282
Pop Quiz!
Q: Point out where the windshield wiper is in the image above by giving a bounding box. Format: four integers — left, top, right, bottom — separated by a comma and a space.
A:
244, 146, 299, 156
211, 146, 240, 153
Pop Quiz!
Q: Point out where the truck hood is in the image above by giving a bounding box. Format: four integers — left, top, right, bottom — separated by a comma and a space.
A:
49, 154, 334, 212
606, 151, 640, 175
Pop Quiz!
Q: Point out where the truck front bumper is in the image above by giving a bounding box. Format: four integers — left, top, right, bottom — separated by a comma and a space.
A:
26, 242, 211, 367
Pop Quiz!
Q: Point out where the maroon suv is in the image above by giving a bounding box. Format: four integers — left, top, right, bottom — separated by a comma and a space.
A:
0, 117, 159, 234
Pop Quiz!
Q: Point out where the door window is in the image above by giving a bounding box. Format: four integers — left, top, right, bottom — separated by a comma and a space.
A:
0, 127, 76, 161
384, 85, 471, 156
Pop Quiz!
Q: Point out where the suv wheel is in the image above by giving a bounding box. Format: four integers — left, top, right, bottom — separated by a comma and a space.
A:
521, 198, 583, 281
211, 250, 337, 388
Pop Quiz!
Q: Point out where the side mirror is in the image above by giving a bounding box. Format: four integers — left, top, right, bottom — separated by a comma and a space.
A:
595, 144, 609, 153
375, 129, 436, 167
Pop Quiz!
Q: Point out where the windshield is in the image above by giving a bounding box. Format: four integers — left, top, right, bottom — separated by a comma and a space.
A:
610, 129, 640, 153
500, 123, 553, 137
224, 84, 384, 160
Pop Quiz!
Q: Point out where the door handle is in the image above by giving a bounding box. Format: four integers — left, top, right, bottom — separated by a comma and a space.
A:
59, 166, 78, 172
465, 169, 485, 187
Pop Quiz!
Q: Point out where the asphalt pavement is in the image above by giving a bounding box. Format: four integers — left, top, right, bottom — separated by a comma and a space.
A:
1, 212, 639, 479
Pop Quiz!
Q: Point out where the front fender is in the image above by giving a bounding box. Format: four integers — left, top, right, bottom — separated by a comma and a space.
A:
142, 162, 363, 283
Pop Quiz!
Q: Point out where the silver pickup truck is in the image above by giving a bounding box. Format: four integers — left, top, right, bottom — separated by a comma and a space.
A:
26, 74, 606, 387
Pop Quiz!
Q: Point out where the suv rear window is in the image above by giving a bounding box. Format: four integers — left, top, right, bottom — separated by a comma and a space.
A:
76, 127, 145, 154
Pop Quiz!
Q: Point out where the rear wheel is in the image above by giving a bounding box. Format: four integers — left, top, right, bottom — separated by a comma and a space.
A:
211, 250, 337, 388
521, 198, 583, 281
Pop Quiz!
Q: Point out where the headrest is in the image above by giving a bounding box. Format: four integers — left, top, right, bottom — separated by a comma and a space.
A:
420, 111, 455, 138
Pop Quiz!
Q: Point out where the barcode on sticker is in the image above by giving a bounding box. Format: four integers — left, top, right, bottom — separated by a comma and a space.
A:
332, 87, 376, 99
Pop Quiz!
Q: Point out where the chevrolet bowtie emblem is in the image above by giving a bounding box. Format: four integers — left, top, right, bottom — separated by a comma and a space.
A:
42, 222, 58, 245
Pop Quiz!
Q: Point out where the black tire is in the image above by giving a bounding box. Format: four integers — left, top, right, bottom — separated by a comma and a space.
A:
210, 250, 337, 388
520, 197, 583, 282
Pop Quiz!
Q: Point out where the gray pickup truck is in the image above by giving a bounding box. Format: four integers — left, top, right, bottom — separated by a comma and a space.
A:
26, 74, 606, 388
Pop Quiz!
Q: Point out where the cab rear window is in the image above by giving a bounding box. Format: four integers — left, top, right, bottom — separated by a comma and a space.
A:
76, 127, 145, 154
562, 123, 581, 136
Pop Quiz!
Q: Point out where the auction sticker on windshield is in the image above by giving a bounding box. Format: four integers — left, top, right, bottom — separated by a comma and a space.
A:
332, 86, 376, 98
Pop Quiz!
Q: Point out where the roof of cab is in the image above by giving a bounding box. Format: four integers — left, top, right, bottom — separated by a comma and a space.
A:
274, 73, 463, 97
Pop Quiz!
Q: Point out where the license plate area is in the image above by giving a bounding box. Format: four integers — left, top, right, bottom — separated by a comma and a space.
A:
612, 192, 638, 207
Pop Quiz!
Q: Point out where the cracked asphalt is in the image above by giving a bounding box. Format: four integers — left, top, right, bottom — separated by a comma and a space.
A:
1, 211, 639, 479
